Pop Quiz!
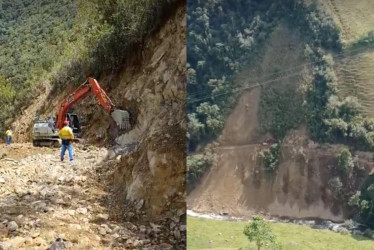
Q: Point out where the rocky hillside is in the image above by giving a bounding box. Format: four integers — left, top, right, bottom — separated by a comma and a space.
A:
11, 1, 186, 221
1, 0, 186, 248
98, 5, 186, 220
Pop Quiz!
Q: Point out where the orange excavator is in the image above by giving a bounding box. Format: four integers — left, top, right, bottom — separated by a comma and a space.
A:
32, 77, 130, 146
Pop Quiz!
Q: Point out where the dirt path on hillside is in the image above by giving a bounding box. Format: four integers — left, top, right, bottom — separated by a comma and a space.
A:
0, 144, 184, 249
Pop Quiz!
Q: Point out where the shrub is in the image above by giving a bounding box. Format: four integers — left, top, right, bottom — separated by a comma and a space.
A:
187, 113, 205, 144
347, 175, 374, 228
196, 102, 224, 136
259, 85, 305, 139
348, 191, 361, 207
87, 0, 178, 74
260, 143, 281, 172
328, 177, 343, 199
187, 152, 214, 185
243, 215, 276, 250
349, 31, 374, 50
337, 148, 354, 175
0, 76, 15, 134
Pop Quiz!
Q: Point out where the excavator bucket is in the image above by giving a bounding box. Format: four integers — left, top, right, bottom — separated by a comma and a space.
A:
111, 109, 131, 130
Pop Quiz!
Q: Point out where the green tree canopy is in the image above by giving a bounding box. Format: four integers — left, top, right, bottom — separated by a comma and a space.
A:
338, 148, 354, 175
243, 215, 276, 250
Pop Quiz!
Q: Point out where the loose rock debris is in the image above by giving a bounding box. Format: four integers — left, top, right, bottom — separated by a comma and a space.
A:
0, 144, 185, 249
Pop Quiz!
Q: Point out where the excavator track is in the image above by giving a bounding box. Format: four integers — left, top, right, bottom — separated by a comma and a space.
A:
32, 139, 61, 148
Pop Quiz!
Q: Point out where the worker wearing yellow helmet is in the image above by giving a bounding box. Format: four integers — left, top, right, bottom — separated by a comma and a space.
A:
58, 120, 74, 165
5, 129, 12, 147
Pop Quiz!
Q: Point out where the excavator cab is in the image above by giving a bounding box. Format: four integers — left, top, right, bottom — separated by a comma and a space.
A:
66, 112, 82, 136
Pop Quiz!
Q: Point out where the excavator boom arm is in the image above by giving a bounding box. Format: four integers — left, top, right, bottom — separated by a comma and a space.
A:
87, 77, 115, 113
56, 83, 90, 129
56, 77, 116, 129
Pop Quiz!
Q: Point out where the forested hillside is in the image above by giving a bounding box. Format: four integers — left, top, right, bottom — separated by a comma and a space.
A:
187, 0, 279, 151
187, 0, 345, 150
187, 0, 374, 229
0, 0, 76, 131
0, 0, 75, 87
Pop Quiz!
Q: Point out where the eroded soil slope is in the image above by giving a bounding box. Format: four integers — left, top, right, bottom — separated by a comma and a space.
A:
218, 88, 262, 146
189, 127, 374, 221
188, 22, 374, 222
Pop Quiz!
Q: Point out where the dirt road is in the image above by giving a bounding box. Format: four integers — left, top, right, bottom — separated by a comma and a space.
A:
0, 144, 183, 249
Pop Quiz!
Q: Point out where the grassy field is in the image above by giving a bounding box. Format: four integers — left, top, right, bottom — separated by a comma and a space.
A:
319, 0, 374, 118
187, 216, 374, 250
322, 0, 374, 42
336, 51, 374, 118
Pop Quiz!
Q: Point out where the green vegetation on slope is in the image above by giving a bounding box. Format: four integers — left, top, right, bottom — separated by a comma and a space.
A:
259, 143, 280, 172
186, 0, 340, 188
349, 175, 374, 228
259, 80, 305, 140
187, 0, 280, 151
187, 0, 374, 229
0, 0, 76, 133
187, 148, 215, 190
187, 0, 342, 150
187, 216, 374, 250
0, 0, 180, 134
0, 0, 76, 90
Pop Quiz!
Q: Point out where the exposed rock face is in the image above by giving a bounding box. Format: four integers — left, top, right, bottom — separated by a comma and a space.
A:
110, 5, 186, 219
68, 5, 186, 219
